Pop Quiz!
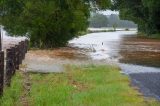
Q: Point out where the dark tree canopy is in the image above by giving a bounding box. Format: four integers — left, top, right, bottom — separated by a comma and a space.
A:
112, 0, 160, 35
0, 0, 110, 48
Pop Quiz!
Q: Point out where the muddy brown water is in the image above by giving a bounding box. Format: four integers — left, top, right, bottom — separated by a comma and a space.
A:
119, 36, 160, 68
92, 33, 160, 74
70, 31, 160, 73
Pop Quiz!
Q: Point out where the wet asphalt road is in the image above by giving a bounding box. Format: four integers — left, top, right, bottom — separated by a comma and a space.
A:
130, 73, 160, 100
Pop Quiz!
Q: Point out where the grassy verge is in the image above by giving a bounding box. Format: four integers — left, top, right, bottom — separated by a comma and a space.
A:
0, 72, 23, 106
1, 65, 160, 106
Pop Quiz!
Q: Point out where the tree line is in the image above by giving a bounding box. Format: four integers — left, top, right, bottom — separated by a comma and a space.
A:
112, 0, 160, 35
89, 13, 137, 28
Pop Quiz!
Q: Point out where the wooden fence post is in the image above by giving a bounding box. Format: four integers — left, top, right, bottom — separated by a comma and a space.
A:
0, 51, 4, 96
0, 27, 2, 51
25, 39, 29, 53
6, 48, 14, 86
19, 42, 22, 65
15, 45, 19, 70
24, 40, 27, 53
11, 47, 16, 75
22, 41, 25, 60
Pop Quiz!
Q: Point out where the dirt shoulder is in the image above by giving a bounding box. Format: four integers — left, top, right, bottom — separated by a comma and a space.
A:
23, 47, 116, 73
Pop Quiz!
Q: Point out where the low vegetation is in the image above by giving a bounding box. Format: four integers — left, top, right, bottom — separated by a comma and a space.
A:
0, 65, 159, 106
0, 72, 23, 106
138, 32, 160, 39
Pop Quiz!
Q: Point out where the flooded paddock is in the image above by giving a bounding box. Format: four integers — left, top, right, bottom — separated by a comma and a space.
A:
119, 37, 160, 68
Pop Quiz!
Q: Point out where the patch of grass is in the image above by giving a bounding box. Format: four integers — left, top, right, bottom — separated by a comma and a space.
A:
0, 65, 160, 106
138, 32, 160, 39
28, 65, 159, 106
0, 72, 23, 106
149, 33, 160, 39
28, 73, 73, 106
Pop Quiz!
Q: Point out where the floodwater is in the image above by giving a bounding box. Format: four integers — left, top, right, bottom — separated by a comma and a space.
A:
1, 28, 26, 50
119, 37, 160, 67
69, 30, 160, 74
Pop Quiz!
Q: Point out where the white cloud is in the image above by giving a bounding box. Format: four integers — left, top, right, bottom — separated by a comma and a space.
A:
99, 10, 119, 16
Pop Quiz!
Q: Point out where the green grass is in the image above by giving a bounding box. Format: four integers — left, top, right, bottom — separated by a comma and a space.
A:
149, 33, 160, 39
138, 32, 160, 39
0, 72, 23, 106
0, 65, 160, 106
28, 65, 160, 106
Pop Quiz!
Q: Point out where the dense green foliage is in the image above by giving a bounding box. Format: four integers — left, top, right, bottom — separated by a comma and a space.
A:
0, 0, 110, 48
112, 0, 160, 35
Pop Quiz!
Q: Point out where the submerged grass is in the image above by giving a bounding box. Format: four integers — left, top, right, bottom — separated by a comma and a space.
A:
0, 65, 159, 106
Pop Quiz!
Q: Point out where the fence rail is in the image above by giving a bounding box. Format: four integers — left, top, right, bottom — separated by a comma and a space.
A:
0, 39, 29, 96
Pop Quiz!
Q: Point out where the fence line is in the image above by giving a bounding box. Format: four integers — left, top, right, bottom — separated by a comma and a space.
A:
0, 39, 29, 96
0, 51, 4, 95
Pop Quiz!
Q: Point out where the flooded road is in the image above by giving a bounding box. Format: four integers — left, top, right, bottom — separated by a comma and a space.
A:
69, 30, 160, 100
69, 31, 160, 73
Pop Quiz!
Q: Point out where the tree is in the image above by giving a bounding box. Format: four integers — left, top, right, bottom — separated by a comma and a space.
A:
89, 13, 108, 28
89, 13, 137, 28
108, 14, 137, 28
0, 0, 111, 48
112, 23, 117, 31
112, 0, 160, 35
